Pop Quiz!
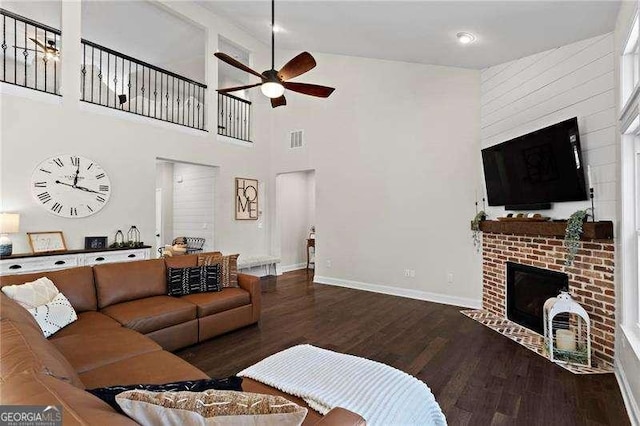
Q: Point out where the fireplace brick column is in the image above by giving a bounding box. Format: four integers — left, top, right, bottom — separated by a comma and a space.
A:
482, 232, 615, 366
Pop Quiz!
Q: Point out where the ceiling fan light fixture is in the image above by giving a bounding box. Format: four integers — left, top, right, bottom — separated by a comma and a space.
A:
261, 81, 285, 98
456, 32, 476, 45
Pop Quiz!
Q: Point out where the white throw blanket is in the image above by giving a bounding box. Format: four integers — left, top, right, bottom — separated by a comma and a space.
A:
238, 344, 447, 426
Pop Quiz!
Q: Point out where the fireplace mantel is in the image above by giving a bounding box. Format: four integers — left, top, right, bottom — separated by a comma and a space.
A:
477, 220, 613, 240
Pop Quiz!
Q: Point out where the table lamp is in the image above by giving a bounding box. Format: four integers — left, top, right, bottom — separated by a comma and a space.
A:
0, 213, 20, 256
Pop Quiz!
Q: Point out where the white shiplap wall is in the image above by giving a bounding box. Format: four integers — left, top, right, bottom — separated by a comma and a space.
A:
480, 33, 617, 221
172, 163, 215, 252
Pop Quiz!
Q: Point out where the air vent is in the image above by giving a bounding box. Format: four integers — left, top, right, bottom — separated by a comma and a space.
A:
289, 130, 304, 149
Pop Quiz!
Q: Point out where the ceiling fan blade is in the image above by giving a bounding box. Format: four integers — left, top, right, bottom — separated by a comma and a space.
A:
29, 37, 47, 51
215, 52, 265, 80
218, 83, 262, 94
283, 82, 335, 98
271, 95, 287, 108
278, 52, 316, 81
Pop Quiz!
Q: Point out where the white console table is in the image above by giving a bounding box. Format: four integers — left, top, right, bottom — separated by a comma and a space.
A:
0, 246, 151, 276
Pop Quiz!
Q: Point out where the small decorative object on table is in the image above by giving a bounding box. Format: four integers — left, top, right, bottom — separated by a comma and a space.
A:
109, 230, 125, 248
85, 236, 108, 250
309, 226, 315, 239
0, 213, 20, 256
27, 231, 67, 254
126, 226, 143, 248
543, 292, 591, 367
564, 209, 589, 267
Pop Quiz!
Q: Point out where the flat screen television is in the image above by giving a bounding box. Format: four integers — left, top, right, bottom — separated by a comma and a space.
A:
481, 117, 587, 208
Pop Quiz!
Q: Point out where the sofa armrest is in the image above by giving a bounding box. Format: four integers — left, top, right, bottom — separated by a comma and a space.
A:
314, 408, 366, 426
237, 273, 261, 323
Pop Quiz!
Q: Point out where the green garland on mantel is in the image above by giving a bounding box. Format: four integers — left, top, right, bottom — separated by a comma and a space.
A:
564, 209, 589, 267
471, 211, 486, 252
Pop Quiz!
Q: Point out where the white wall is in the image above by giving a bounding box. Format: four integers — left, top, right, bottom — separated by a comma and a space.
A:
0, 1, 274, 259
172, 162, 215, 252
270, 52, 482, 307
480, 33, 617, 220
276, 170, 315, 270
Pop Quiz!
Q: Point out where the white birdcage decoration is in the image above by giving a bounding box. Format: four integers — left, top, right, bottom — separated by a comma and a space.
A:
543, 292, 591, 367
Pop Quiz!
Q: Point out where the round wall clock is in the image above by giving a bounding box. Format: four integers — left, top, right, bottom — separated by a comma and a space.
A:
31, 155, 111, 218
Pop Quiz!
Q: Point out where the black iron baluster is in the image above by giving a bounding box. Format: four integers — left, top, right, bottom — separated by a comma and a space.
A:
171, 76, 175, 122
134, 63, 138, 114
197, 86, 201, 130
121, 55, 124, 109
13, 18, 16, 85
98, 49, 102, 105
22, 21, 27, 87
113, 55, 117, 107
176, 79, 181, 124
81, 42, 86, 99
53, 33, 57, 94
106, 52, 110, 107
154, 70, 157, 118
43, 29, 47, 92
181, 80, 185, 124
2, 14, 6, 82
165, 75, 169, 120
201, 86, 205, 130
147, 65, 150, 117
141, 66, 145, 116
91, 45, 94, 102
33, 26, 37, 90
160, 73, 163, 119
127, 60, 131, 112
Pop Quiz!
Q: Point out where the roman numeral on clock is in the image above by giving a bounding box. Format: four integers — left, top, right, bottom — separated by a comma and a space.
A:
96, 173, 105, 179
33, 181, 47, 188
51, 202, 63, 213
37, 192, 51, 203
39, 168, 51, 174
96, 195, 106, 203
71, 156, 80, 167
70, 207, 77, 216
99, 185, 109, 192
87, 205, 94, 212
53, 158, 64, 167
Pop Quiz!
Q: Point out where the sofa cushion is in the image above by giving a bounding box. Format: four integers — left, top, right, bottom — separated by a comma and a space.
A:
101, 295, 197, 334
88, 376, 243, 413
166, 265, 221, 296
51, 328, 161, 374
1, 276, 59, 309
0, 370, 137, 425
116, 389, 308, 426
198, 253, 240, 288
79, 350, 209, 389
93, 259, 167, 309
50, 311, 121, 339
182, 288, 251, 317
28, 292, 78, 337
0, 266, 98, 312
1, 319, 84, 388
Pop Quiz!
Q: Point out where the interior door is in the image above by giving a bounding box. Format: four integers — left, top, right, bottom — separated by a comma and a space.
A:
155, 188, 162, 257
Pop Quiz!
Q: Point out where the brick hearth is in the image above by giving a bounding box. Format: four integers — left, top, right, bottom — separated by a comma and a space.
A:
482, 231, 615, 366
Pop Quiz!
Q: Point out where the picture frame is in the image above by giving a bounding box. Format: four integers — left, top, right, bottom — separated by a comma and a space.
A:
235, 177, 259, 220
27, 231, 67, 254
84, 236, 108, 250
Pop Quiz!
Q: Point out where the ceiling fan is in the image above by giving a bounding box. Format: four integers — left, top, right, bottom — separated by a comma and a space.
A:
14, 37, 60, 61
214, 0, 335, 108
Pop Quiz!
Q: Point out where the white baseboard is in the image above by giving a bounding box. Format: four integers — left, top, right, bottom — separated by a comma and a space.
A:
314, 275, 482, 309
616, 361, 640, 426
279, 263, 307, 274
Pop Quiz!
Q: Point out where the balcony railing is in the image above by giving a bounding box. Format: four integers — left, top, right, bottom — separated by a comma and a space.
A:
80, 39, 207, 131
218, 92, 251, 142
0, 8, 61, 95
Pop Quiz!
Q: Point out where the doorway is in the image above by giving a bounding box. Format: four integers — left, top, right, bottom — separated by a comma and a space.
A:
155, 159, 216, 255
276, 170, 316, 273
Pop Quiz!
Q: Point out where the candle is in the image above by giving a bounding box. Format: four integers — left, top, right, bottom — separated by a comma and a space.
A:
556, 329, 576, 352
587, 165, 593, 190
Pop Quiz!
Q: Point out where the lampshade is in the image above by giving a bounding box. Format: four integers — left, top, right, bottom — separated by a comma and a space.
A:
0, 213, 20, 234
261, 81, 285, 99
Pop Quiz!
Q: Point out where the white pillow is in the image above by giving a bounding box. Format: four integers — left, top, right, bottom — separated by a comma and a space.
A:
1, 277, 59, 309
27, 292, 77, 337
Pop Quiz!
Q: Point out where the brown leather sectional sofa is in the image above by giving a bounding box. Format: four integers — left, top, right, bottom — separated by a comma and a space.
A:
0, 253, 365, 425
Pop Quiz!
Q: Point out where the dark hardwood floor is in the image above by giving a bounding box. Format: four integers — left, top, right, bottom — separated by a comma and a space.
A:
176, 270, 630, 426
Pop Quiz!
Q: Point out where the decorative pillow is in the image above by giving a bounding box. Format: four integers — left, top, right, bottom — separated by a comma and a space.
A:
167, 265, 221, 297
116, 389, 307, 426
88, 377, 243, 413
198, 253, 240, 288
1, 277, 59, 309
27, 292, 77, 337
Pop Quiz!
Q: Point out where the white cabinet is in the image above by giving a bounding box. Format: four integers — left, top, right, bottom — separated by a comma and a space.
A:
0, 248, 151, 276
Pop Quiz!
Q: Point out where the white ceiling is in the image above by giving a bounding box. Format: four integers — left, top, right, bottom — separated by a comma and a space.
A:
199, 0, 621, 70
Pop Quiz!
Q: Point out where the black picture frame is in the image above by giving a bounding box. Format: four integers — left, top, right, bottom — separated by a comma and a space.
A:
85, 236, 108, 250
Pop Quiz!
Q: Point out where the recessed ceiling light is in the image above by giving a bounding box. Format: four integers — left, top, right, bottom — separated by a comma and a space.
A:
457, 32, 476, 45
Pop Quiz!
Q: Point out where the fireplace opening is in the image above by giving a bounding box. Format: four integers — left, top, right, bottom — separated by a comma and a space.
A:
506, 262, 568, 335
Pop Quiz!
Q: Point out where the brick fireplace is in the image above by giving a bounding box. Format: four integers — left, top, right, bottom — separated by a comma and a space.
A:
480, 221, 615, 367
